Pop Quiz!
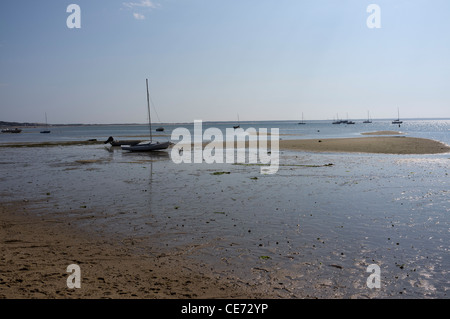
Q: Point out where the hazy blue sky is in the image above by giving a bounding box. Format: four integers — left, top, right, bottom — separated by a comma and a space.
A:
1, 0, 449, 124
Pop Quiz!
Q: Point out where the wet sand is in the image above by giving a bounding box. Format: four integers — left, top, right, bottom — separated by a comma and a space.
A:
2, 133, 450, 299
0, 201, 273, 299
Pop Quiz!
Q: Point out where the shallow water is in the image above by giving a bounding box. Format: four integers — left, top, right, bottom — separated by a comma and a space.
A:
1, 139, 449, 298
2, 118, 450, 145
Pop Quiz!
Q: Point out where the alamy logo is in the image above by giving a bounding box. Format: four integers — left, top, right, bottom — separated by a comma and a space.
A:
66, 4, 81, 29
171, 120, 280, 174
366, 264, 381, 289
67, 264, 81, 289
367, 4, 381, 29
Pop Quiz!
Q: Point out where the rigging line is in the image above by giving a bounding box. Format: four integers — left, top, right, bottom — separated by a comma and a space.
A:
147, 81, 162, 123
150, 96, 162, 123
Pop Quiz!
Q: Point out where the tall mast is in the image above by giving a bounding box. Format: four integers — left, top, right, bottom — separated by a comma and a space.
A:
146, 78, 152, 142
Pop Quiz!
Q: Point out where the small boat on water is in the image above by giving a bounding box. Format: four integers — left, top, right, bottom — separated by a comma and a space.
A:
363, 111, 372, 123
392, 108, 403, 124
121, 78, 170, 152
298, 112, 306, 125
344, 113, 354, 124
156, 127, 164, 132
332, 113, 342, 124
233, 114, 240, 129
40, 112, 51, 133
1, 128, 22, 133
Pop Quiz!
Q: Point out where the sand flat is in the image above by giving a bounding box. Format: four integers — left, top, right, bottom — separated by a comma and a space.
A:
279, 136, 450, 154
0, 202, 271, 299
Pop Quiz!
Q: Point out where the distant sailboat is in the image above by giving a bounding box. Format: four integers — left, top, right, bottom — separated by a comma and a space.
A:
332, 113, 342, 124
363, 111, 372, 123
121, 79, 171, 152
346, 113, 355, 124
298, 112, 306, 124
40, 112, 51, 133
344, 113, 354, 124
392, 108, 403, 124
233, 114, 240, 129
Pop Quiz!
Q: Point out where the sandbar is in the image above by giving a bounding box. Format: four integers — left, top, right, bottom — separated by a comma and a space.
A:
279, 136, 450, 155
174, 136, 450, 155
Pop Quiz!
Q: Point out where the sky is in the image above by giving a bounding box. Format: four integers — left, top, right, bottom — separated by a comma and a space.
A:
1, 0, 449, 124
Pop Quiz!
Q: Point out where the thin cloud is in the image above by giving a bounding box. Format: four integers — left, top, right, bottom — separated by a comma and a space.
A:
122, 0, 159, 20
123, 0, 158, 9
133, 13, 146, 20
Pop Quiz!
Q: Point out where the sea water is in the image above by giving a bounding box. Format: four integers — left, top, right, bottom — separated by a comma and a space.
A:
1, 118, 450, 145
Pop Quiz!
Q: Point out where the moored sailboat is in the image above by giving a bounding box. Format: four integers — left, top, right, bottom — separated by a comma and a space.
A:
392, 108, 403, 124
233, 114, 240, 129
298, 112, 306, 124
40, 112, 51, 133
363, 111, 372, 123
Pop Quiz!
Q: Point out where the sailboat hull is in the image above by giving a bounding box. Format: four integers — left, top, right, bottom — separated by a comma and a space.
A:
121, 141, 171, 152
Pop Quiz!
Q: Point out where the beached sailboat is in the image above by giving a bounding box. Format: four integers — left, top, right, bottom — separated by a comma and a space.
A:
392, 108, 403, 124
121, 79, 171, 152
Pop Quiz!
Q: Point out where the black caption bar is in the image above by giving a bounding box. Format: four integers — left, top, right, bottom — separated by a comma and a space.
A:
0, 299, 439, 318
